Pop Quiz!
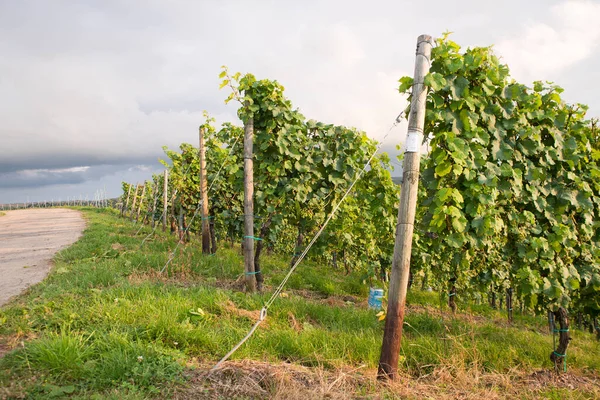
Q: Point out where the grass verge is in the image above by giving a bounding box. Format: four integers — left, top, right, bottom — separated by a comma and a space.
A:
0, 208, 598, 399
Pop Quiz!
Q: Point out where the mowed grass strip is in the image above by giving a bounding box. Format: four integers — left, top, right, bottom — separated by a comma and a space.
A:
0, 208, 598, 398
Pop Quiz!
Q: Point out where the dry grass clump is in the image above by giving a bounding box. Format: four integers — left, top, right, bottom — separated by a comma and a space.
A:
175, 359, 599, 400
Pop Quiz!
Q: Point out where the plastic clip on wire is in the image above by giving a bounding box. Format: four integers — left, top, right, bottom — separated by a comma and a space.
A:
244, 236, 262, 241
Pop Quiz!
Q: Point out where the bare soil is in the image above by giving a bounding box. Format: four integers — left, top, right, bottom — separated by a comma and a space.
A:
0, 209, 85, 306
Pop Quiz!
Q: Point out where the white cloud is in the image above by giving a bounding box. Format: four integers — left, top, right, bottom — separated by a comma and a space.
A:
24, 167, 90, 175
496, 0, 600, 81
128, 165, 153, 172
1, 0, 599, 202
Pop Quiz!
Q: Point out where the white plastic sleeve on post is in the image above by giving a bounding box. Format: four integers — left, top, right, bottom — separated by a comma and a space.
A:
404, 130, 423, 153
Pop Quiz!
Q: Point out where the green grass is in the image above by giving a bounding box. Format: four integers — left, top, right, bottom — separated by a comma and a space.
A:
0, 207, 598, 398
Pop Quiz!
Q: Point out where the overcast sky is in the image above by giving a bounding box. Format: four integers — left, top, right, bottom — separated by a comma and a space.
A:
1, 0, 600, 204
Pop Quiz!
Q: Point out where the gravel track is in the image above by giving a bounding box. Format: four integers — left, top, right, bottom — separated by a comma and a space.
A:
0, 209, 85, 306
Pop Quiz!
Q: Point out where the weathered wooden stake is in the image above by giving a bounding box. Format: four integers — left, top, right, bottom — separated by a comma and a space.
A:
183, 212, 190, 242
130, 184, 140, 221
150, 183, 159, 228
162, 170, 169, 231
199, 126, 211, 254
136, 184, 146, 223
378, 34, 432, 380
243, 117, 257, 293
178, 201, 185, 242
209, 219, 217, 254
448, 282, 457, 314
507, 287, 513, 322
170, 198, 177, 234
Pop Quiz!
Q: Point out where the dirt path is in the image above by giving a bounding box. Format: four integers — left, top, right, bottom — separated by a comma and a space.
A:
0, 209, 85, 306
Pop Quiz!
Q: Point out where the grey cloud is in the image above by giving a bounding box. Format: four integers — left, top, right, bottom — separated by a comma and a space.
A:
0, 148, 165, 174
0, 168, 90, 188
1, 0, 598, 203
0, 163, 162, 189
0, 162, 165, 204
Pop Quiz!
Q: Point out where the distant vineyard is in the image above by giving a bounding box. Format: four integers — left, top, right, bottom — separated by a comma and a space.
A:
0, 196, 112, 210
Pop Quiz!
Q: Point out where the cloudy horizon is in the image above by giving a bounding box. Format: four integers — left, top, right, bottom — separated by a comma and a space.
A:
2, 0, 600, 204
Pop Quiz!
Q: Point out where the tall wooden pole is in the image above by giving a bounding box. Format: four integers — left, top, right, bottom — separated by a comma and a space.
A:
199, 126, 211, 254
378, 34, 432, 380
162, 170, 169, 231
243, 117, 256, 292
130, 184, 140, 221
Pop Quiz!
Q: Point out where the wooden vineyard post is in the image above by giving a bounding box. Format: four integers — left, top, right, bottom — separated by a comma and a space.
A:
122, 185, 132, 217
507, 287, 513, 322
378, 34, 432, 380
136, 184, 146, 223
170, 196, 178, 235
199, 126, 211, 254
178, 157, 188, 243
178, 202, 185, 243
243, 117, 257, 293
150, 183, 159, 227
209, 219, 217, 254
162, 170, 168, 231
448, 280, 457, 314
130, 184, 140, 221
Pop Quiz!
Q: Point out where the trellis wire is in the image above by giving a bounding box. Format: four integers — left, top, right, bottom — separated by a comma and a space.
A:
139, 132, 240, 244
213, 113, 406, 369
134, 161, 192, 235
159, 130, 244, 273
136, 185, 179, 238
